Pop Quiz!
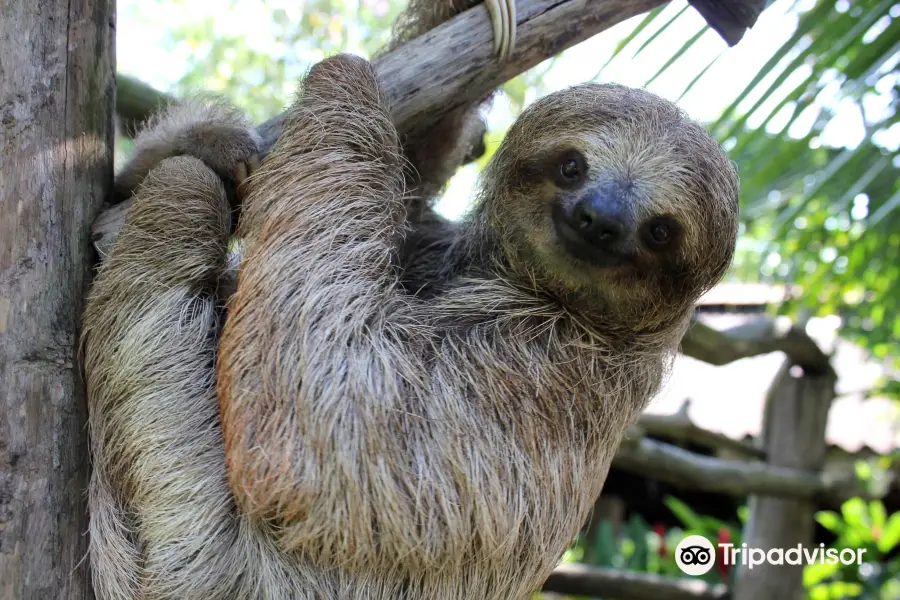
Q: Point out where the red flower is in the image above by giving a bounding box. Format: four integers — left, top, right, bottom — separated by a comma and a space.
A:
653, 523, 667, 557
717, 528, 731, 579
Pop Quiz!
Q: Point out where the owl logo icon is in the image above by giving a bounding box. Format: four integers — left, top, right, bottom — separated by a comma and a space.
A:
675, 535, 716, 576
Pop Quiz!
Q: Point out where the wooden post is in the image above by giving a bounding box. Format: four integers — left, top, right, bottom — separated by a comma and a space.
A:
732, 361, 836, 600
0, 0, 114, 596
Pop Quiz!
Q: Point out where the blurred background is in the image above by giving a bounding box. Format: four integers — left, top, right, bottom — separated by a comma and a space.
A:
114, 0, 899, 597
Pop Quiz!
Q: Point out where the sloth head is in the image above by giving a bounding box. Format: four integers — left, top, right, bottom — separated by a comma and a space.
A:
479, 83, 740, 332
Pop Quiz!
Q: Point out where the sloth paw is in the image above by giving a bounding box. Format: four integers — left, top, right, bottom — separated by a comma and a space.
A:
485, 0, 517, 62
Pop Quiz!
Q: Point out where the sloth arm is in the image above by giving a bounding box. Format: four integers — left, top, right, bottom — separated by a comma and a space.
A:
217, 55, 536, 569
112, 100, 260, 203
216, 55, 502, 566
382, 0, 515, 204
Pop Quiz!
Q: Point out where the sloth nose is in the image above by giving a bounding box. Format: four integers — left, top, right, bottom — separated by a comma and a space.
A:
568, 188, 634, 248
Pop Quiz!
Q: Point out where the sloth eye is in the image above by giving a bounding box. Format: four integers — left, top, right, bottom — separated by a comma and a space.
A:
560, 159, 580, 180
643, 216, 681, 249
555, 151, 587, 189
651, 223, 670, 243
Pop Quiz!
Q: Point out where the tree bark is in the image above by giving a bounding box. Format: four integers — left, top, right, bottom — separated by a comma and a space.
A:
639, 402, 766, 459
0, 0, 115, 597
681, 317, 830, 373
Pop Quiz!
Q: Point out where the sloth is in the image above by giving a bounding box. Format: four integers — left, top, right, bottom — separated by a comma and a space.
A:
82, 50, 739, 600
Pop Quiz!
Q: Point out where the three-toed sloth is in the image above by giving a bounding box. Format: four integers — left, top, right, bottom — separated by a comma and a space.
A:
83, 13, 738, 600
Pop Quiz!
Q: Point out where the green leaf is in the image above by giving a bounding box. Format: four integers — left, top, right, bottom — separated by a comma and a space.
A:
591, 521, 619, 567
676, 51, 723, 103
816, 510, 845, 534
804, 559, 841, 587
592, 5, 666, 80
877, 512, 900, 554
665, 496, 704, 531
710, 0, 835, 135
631, 4, 689, 60
841, 497, 872, 539
626, 515, 650, 570
870, 500, 887, 530
645, 26, 709, 88
868, 188, 900, 228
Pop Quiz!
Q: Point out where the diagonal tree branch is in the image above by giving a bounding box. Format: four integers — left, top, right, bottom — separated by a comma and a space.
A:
110, 0, 767, 138
680, 316, 832, 374
116, 73, 172, 136
639, 403, 766, 460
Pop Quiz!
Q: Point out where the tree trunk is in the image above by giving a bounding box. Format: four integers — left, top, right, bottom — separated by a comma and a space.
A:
731, 362, 836, 600
0, 0, 114, 597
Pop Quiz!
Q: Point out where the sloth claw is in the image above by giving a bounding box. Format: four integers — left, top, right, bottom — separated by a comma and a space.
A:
485, 0, 517, 62
234, 153, 260, 202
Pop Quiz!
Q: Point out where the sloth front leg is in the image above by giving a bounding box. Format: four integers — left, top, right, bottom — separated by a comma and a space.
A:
82, 157, 253, 599
218, 54, 417, 570
113, 100, 261, 204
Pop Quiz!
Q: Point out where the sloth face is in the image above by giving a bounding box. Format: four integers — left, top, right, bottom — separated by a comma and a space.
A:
484, 83, 740, 324
515, 146, 686, 270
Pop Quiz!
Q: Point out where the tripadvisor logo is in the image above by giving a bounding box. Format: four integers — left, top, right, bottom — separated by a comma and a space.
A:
674, 534, 868, 576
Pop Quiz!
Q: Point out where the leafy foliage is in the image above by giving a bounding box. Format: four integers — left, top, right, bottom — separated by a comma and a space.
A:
609, 0, 899, 381
126, 0, 406, 122
806, 498, 900, 599
544, 496, 740, 599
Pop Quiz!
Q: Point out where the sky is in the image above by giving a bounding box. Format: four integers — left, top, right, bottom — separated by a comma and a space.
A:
116, 0, 899, 219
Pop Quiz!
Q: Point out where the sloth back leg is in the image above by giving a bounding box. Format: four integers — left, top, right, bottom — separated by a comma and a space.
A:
82, 156, 254, 599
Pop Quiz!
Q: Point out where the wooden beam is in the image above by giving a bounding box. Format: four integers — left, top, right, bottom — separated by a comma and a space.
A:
116, 72, 172, 136
639, 401, 766, 460
614, 430, 870, 503
543, 563, 730, 600
732, 365, 836, 600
